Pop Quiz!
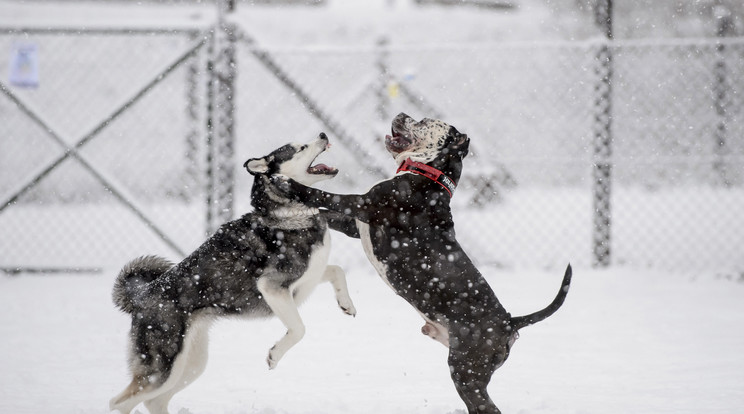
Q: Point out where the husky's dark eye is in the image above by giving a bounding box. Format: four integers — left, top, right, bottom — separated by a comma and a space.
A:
300, 145, 308, 151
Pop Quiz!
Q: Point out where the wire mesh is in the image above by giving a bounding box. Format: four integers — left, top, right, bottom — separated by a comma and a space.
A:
231, 37, 744, 271
0, 29, 209, 269
1, 27, 742, 272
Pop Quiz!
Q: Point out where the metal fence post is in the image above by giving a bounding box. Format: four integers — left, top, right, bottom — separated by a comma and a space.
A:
205, 0, 237, 235
592, 0, 613, 267
181, 30, 202, 202
713, 1, 734, 187
375, 36, 391, 123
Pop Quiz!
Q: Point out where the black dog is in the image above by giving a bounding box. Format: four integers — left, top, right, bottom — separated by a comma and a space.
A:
279, 113, 571, 414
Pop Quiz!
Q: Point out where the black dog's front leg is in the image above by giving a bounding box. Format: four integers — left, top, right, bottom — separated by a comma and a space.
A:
320, 210, 360, 239
275, 177, 377, 224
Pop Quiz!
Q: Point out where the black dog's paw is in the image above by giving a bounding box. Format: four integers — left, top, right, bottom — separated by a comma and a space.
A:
270, 175, 306, 201
270, 175, 291, 193
270, 175, 297, 195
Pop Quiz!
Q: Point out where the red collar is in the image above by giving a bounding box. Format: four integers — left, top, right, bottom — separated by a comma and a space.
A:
396, 158, 457, 198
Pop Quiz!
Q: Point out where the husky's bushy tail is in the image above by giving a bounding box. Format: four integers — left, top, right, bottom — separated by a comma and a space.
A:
112, 255, 173, 314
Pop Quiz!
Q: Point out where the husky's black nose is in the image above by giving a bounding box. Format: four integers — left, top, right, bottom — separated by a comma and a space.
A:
319, 132, 328, 141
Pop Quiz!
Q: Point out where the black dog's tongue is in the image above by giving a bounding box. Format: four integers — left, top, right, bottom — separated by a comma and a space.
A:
385, 133, 412, 151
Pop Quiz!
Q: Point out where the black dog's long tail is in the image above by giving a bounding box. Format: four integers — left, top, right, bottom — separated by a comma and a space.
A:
112, 255, 173, 314
510, 264, 572, 331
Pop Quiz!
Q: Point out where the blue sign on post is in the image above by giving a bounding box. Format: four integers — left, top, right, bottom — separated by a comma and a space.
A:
9, 43, 39, 88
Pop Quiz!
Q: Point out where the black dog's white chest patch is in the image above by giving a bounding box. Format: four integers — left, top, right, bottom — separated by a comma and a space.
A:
357, 221, 395, 290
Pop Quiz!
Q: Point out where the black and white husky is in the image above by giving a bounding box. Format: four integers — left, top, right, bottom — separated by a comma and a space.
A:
110, 133, 356, 414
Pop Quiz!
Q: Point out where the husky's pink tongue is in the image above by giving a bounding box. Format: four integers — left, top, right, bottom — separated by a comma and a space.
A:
308, 163, 338, 174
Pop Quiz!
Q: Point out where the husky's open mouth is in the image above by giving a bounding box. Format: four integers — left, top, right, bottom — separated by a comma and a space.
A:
308, 138, 338, 176
307, 163, 337, 175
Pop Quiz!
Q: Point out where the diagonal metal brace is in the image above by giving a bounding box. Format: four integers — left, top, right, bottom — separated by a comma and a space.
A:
0, 36, 209, 257
238, 31, 387, 179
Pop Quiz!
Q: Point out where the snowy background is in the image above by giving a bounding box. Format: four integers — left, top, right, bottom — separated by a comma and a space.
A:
1, 0, 744, 413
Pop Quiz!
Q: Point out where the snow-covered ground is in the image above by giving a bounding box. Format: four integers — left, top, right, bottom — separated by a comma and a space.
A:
1, 251, 743, 414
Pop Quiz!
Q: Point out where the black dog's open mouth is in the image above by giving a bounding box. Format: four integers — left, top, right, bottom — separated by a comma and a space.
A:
385, 131, 413, 153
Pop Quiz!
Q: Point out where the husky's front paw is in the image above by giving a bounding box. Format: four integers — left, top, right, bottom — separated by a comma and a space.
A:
338, 300, 357, 317
266, 349, 278, 370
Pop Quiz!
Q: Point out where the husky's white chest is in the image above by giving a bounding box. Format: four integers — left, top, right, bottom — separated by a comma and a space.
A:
289, 230, 331, 304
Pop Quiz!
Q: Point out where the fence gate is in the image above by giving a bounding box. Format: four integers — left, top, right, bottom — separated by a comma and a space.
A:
0, 27, 212, 273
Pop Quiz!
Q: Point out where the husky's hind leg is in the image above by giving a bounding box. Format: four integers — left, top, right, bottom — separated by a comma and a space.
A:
109, 378, 146, 414
257, 274, 306, 369
110, 340, 173, 413
322, 265, 356, 316
143, 317, 211, 414
111, 314, 187, 413
109, 374, 170, 414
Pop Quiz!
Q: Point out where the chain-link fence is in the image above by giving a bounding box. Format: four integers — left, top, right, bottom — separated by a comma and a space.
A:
1, 23, 743, 273
0, 27, 211, 270
231, 35, 744, 272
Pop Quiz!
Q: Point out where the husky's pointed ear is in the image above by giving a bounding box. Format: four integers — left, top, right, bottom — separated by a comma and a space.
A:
244, 157, 271, 175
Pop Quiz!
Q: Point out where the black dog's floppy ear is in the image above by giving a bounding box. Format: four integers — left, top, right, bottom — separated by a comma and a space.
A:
244, 157, 270, 175
454, 133, 469, 148
445, 127, 470, 156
